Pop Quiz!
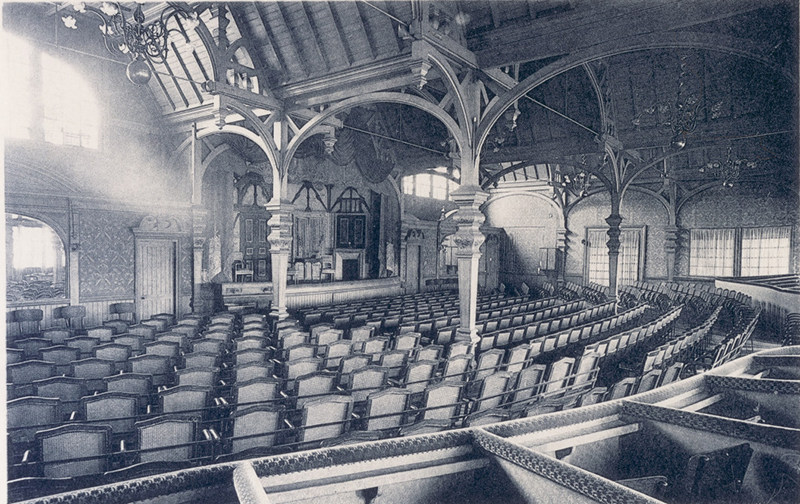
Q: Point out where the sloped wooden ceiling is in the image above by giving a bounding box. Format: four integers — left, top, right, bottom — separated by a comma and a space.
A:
146, 1, 410, 114
26, 1, 793, 189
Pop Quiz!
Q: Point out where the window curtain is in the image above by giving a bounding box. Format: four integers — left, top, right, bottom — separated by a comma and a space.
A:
690, 228, 735, 276
741, 226, 791, 276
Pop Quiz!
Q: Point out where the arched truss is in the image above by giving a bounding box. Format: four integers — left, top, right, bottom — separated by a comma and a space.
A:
675, 178, 800, 219
476, 31, 795, 164
483, 190, 567, 230
563, 185, 673, 229
624, 186, 675, 225
283, 91, 467, 180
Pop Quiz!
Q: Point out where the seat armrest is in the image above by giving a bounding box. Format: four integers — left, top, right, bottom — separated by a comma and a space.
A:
21, 450, 31, 463
283, 419, 295, 429
279, 391, 290, 399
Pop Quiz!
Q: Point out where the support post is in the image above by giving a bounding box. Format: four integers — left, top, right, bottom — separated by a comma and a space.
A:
451, 186, 489, 346
664, 225, 678, 282
191, 206, 208, 313
555, 228, 567, 289
267, 201, 293, 320
606, 213, 623, 304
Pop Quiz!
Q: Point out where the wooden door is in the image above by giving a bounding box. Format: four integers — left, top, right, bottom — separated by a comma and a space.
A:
136, 240, 176, 319
485, 237, 500, 291
406, 245, 421, 293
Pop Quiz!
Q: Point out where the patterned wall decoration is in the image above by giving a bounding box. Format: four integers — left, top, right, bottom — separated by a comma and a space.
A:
79, 210, 139, 299
180, 235, 194, 295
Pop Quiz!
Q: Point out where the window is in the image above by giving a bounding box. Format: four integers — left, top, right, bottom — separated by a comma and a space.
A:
441, 235, 457, 274
42, 52, 100, 148
691, 226, 791, 277
6, 213, 67, 302
3, 31, 100, 148
689, 229, 735, 277
401, 169, 459, 200
4, 33, 33, 139
741, 227, 791, 276
586, 228, 643, 287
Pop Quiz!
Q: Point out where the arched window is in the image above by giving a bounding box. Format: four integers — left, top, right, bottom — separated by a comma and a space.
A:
402, 168, 460, 200
6, 214, 67, 302
3, 32, 100, 148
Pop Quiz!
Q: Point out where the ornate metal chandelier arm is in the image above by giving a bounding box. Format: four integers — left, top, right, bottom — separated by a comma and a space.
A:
72, 4, 125, 57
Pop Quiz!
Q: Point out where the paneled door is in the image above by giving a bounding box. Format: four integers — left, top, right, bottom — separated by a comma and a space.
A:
406, 244, 421, 294
136, 239, 176, 319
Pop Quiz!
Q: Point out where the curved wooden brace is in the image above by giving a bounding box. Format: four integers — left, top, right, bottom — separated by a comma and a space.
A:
625, 185, 675, 225
283, 92, 467, 178
582, 62, 609, 137
223, 101, 281, 174
424, 49, 472, 146
476, 31, 794, 164
192, 21, 222, 82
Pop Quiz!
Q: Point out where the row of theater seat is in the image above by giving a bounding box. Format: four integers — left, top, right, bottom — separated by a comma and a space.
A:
10, 280, 742, 498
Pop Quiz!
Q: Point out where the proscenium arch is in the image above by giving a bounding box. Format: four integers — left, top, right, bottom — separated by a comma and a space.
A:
283, 92, 467, 178
476, 31, 796, 163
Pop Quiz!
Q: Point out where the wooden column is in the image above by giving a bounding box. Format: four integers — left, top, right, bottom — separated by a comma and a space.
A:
605, 213, 623, 304
664, 225, 678, 282
267, 201, 293, 320
191, 206, 207, 313
451, 186, 488, 345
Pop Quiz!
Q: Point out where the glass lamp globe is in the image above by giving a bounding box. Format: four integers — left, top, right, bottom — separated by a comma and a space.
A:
126, 57, 152, 85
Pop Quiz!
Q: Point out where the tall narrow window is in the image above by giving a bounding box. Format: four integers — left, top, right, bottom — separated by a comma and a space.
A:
587, 229, 609, 285
4, 33, 33, 139
741, 226, 791, 276
587, 228, 642, 287
689, 228, 735, 276
42, 52, 99, 148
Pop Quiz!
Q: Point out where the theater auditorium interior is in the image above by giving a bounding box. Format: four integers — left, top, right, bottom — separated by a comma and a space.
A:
3, 1, 800, 503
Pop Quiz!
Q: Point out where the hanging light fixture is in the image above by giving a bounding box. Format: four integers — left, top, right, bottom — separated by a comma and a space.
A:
631, 55, 723, 150
62, 1, 199, 84
699, 146, 756, 188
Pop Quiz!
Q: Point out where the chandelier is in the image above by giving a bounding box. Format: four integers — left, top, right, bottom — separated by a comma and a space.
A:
631, 55, 722, 150
699, 146, 756, 188
562, 171, 589, 197
62, 2, 199, 84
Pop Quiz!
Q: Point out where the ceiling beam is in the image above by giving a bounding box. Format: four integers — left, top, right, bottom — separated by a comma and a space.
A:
469, 0, 770, 67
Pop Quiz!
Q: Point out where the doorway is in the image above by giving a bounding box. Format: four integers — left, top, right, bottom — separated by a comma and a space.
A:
342, 259, 359, 281
135, 239, 176, 319
406, 244, 421, 293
